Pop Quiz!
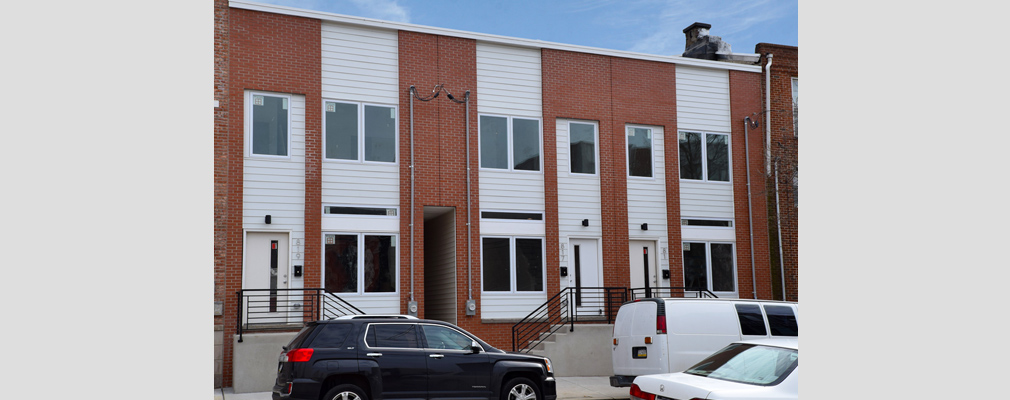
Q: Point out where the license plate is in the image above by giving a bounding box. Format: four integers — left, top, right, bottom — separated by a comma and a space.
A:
633, 346, 647, 359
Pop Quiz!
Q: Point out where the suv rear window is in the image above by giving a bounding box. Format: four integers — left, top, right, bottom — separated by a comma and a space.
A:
310, 323, 354, 348
763, 305, 798, 336
734, 304, 767, 336
366, 323, 421, 348
285, 325, 315, 349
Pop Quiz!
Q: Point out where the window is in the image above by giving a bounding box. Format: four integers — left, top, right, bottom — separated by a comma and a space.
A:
682, 219, 733, 227
683, 242, 735, 293
482, 237, 544, 292
366, 324, 420, 348
685, 343, 798, 386
679, 131, 729, 182
325, 101, 397, 163
420, 324, 475, 351
480, 211, 543, 220
764, 305, 798, 336
791, 77, 798, 136
309, 323, 353, 348
627, 126, 653, 177
734, 304, 767, 335
324, 234, 397, 294
479, 115, 541, 171
569, 122, 597, 174
251, 93, 290, 156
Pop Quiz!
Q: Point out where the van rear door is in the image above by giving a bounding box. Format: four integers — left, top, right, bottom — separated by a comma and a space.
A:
611, 299, 668, 380
665, 301, 740, 372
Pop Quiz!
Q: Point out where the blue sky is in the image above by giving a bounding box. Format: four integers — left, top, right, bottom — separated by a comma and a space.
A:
254, 0, 797, 56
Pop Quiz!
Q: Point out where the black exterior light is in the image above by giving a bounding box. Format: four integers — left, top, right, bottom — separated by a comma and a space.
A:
265, 215, 272, 224
582, 219, 589, 227
641, 223, 648, 230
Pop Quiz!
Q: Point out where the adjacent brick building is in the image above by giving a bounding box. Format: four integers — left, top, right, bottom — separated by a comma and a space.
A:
214, 0, 793, 391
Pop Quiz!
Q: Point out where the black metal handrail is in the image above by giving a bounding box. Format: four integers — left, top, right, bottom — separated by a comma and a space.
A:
511, 287, 626, 353
629, 287, 718, 300
237, 288, 363, 342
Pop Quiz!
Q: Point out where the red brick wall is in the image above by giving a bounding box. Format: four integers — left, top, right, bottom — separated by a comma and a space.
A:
756, 44, 798, 302
729, 70, 772, 300
219, 7, 321, 388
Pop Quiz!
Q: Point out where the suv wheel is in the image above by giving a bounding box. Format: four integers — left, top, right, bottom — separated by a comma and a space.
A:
324, 384, 368, 400
502, 377, 540, 400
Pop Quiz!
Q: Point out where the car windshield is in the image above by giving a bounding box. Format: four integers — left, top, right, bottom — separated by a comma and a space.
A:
684, 343, 798, 386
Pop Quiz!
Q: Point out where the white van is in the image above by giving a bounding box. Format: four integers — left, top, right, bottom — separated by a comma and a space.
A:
609, 297, 798, 387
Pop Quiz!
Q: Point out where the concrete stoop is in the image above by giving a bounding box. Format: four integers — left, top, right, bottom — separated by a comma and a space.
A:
525, 324, 615, 377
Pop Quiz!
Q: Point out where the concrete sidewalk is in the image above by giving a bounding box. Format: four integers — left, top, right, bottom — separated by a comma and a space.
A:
214, 376, 629, 400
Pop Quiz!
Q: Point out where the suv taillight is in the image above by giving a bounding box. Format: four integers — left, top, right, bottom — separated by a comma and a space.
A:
656, 315, 667, 334
629, 384, 655, 400
286, 348, 314, 362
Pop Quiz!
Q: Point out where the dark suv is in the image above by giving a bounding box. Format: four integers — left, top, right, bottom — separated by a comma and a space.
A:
272, 315, 556, 400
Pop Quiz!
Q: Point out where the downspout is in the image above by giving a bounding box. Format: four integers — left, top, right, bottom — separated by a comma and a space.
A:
464, 91, 473, 303
774, 161, 787, 301
764, 53, 773, 176
409, 86, 416, 305
744, 116, 758, 299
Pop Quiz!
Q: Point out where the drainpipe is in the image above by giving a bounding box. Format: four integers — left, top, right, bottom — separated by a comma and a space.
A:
464, 91, 474, 306
774, 161, 787, 301
744, 116, 758, 299
764, 54, 773, 176
409, 86, 416, 305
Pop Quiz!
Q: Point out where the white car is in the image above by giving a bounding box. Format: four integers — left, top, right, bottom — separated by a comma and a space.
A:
630, 338, 798, 400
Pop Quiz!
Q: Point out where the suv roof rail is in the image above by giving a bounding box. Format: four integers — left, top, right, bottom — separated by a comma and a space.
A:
332, 315, 419, 320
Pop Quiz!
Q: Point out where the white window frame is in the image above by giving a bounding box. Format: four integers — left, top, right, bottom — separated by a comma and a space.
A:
626, 124, 656, 180
568, 121, 600, 176
247, 91, 292, 159
323, 99, 399, 165
678, 130, 732, 183
480, 235, 547, 294
323, 232, 400, 296
682, 241, 737, 296
478, 114, 543, 173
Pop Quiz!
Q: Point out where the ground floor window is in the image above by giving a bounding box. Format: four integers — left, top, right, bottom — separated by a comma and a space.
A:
325, 233, 397, 293
682, 241, 735, 293
481, 236, 544, 293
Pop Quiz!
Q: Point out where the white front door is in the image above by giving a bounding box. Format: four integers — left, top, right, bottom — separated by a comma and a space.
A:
629, 240, 660, 298
569, 238, 603, 316
244, 232, 290, 325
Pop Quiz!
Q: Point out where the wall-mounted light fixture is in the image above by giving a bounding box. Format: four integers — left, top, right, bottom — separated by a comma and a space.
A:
582, 219, 589, 227
641, 223, 648, 230
265, 215, 272, 224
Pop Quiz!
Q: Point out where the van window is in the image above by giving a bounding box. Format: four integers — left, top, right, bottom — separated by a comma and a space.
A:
734, 304, 767, 336
310, 323, 353, 348
764, 305, 798, 336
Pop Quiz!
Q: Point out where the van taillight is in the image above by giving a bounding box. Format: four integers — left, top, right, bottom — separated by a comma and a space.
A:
656, 316, 667, 334
286, 348, 314, 362
629, 384, 655, 400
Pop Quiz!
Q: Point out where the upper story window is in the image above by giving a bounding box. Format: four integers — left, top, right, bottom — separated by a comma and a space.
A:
325, 101, 397, 163
479, 115, 541, 172
627, 126, 653, 178
251, 93, 290, 157
679, 131, 729, 182
324, 233, 397, 294
569, 122, 598, 175
791, 77, 799, 137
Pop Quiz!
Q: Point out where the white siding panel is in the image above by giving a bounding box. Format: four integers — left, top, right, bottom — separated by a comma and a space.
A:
556, 120, 602, 238
322, 162, 399, 207
327, 293, 400, 315
676, 66, 730, 133
627, 127, 669, 269
321, 22, 398, 105
476, 42, 542, 118
481, 293, 547, 319
680, 181, 735, 219
479, 170, 544, 213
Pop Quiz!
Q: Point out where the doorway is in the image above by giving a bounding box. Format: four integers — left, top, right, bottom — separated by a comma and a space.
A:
569, 238, 602, 316
244, 231, 290, 325
628, 240, 660, 298
423, 206, 457, 324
